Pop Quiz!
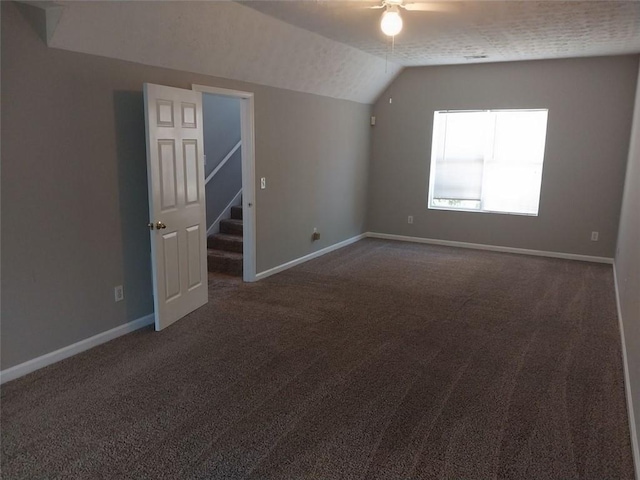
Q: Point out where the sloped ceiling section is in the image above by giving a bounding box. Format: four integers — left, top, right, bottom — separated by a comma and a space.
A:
45, 1, 402, 104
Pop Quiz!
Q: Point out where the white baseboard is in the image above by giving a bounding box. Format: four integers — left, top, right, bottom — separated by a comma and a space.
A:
366, 232, 614, 264
614, 264, 640, 480
0, 314, 154, 385
256, 233, 367, 281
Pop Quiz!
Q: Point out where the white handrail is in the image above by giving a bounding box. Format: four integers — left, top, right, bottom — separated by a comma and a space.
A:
205, 140, 242, 186
207, 189, 242, 235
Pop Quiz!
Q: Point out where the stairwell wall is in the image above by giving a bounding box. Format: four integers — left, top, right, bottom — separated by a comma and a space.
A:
202, 94, 242, 232
1, 1, 371, 370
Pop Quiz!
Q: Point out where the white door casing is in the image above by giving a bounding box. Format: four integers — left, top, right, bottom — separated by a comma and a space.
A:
144, 83, 208, 330
191, 84, 257, 282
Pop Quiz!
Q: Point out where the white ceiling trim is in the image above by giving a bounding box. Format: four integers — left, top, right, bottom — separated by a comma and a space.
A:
47, 1, 402, 104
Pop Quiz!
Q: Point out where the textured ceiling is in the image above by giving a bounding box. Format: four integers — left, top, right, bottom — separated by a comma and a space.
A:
25, 1, 640, 104
241, 0, 640, 66
42, 1, 402, 104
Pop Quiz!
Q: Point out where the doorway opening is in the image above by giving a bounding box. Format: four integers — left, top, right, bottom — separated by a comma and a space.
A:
192, 84, 256, 283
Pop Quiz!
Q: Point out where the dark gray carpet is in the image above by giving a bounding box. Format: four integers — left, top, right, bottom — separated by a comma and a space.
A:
1, 239, 635, 479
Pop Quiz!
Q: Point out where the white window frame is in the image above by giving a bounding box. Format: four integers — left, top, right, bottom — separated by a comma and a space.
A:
427, 108, 548, 217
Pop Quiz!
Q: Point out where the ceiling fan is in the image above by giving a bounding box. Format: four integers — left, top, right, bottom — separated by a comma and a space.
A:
367, 0, 457, 37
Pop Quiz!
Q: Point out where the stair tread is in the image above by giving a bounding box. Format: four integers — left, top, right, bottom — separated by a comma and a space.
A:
207, 249, 243, 260
209, 233, 243, 242
220, 218, 243, 235
207, 247, 242, 276
221, 219, 242, 226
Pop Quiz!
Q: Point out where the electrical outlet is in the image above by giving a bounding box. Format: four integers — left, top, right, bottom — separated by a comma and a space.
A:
260, 177, 266, 189
591, 231, 599, 241
408, 215, 413, 224
114, 285, 124, 302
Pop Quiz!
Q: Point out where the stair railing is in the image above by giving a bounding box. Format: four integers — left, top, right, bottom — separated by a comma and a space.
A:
205, 139, 243, 235
205, 140, 242, 186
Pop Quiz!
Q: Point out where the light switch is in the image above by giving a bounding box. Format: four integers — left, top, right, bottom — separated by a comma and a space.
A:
260, 177, 266, 189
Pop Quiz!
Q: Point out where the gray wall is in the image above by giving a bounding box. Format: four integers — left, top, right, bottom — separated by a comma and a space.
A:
368, 56, 638, 257
202, 94, 242, 231
1, 1, 371, 370
203, 94, 241, 178
616, 62, 640, 467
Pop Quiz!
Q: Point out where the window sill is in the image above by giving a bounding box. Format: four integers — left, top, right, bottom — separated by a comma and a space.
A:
427, 205, 539, 217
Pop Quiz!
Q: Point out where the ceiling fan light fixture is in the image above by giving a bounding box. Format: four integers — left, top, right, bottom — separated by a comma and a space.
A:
380, 7, 403, 37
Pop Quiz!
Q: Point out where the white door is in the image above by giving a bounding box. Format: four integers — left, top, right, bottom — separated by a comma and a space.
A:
144, 83, 208, 330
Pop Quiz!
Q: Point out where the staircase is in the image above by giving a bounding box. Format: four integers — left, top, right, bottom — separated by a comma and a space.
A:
207, 205, 243, 276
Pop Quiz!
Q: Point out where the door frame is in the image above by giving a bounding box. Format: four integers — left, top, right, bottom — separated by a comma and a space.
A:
192, 84, 257, 282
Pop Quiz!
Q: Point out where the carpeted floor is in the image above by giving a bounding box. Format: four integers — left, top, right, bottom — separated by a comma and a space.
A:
1, 239, 635, 479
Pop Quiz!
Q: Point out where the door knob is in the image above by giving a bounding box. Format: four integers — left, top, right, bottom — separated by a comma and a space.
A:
147, 222, 155, 230
155, 221, 167, 230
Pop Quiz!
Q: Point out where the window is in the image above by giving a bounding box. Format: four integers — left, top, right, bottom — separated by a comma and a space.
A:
428, 109, 549, 216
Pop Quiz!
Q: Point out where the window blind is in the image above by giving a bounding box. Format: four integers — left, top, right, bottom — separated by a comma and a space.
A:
432, 111, 486, 201
429, 109, 548, 216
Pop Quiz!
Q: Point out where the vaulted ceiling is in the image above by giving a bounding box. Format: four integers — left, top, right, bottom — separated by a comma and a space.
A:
22, 1, 640, 104
31, 1, 402, 104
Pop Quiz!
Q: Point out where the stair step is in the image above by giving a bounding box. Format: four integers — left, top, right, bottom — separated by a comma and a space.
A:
230, 205, 243, 220
207, 249, 242, 276
207, 233, 243, 253
220, 218, 243, 235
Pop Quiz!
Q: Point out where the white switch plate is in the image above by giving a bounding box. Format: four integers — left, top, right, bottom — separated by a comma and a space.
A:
114, 285, 124, 302
591, 231, 599, 241
260, 177, 266, 189
408, 215, 413, 224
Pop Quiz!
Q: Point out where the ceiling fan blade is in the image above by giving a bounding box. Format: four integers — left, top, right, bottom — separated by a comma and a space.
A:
403, 2, 459, 12
366, 4, 386, 9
